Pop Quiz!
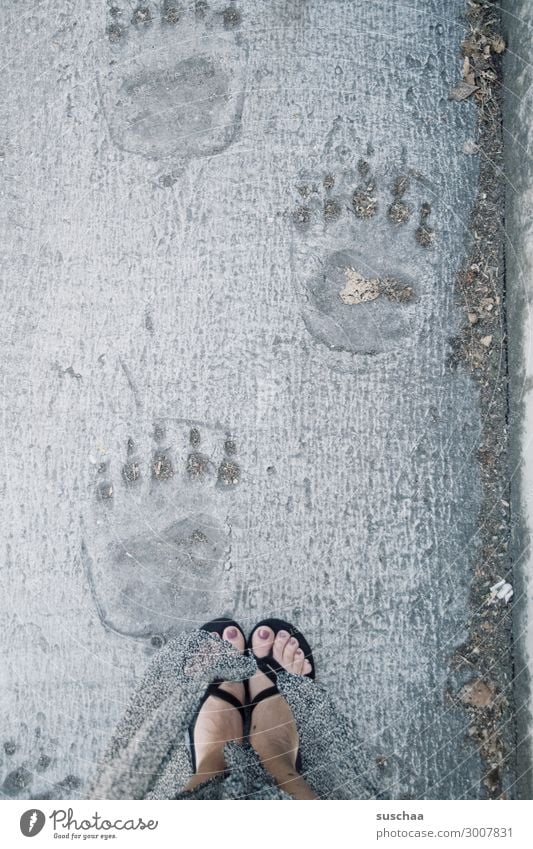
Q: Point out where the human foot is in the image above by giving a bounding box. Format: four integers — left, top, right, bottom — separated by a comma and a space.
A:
184, 621, 246, 790
247, 622, 317, 799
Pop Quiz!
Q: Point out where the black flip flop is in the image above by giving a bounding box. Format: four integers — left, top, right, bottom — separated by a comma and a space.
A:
247, 618, 315, 680
189, 617, 248, 774
246, 618, 316, 773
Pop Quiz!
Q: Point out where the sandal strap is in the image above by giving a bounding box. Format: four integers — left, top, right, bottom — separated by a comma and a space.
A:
206, 682, 246, 718
254, 655, 278, 683
249, 685, 279, 711
248, 655, 280, 712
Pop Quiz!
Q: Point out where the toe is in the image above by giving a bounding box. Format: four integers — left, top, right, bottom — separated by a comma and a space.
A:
219, 625, 245, 653
282, 635, 299, 670
251, 625, 275, 658
273, 629, 290, 665
303, 659, 313, 676
293, 647, 306, 674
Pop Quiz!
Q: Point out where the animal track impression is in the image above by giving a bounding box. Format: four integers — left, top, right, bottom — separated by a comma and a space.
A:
84, 421, 242, 641
99, 1, 248, 161
290, 158, 434, 357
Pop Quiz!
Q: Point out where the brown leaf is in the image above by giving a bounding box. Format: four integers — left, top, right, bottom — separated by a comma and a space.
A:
339, 268, 380, 304
459, 679, 495, 709
449, 81, 479, 101
491, 35, 506, 54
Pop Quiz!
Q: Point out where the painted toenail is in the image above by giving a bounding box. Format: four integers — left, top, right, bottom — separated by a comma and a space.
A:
226, 627, 238, 639
296, 648, 303, 655
278, 630, 289, 638
290, 637, 297, 645
258, 628, 270, 640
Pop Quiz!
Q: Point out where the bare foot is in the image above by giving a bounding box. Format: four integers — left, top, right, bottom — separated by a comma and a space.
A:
248, 625, 318, 800
184, 624, 246, 792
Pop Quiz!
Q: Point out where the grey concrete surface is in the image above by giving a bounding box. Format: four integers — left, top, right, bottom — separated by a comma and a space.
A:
502, 0, 533, 801
0, 0, 498, 799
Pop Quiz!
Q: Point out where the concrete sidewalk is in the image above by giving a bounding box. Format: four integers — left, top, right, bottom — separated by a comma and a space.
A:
0, 0, 523, 799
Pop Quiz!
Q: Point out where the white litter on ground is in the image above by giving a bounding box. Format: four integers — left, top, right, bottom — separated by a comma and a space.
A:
490, 579, 513, 604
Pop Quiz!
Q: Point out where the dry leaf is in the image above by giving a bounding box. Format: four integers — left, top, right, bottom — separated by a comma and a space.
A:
339, 268, 380, 305
460, 679, 495, 709
491, 35, 506, 54
450, 80, 479, 101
